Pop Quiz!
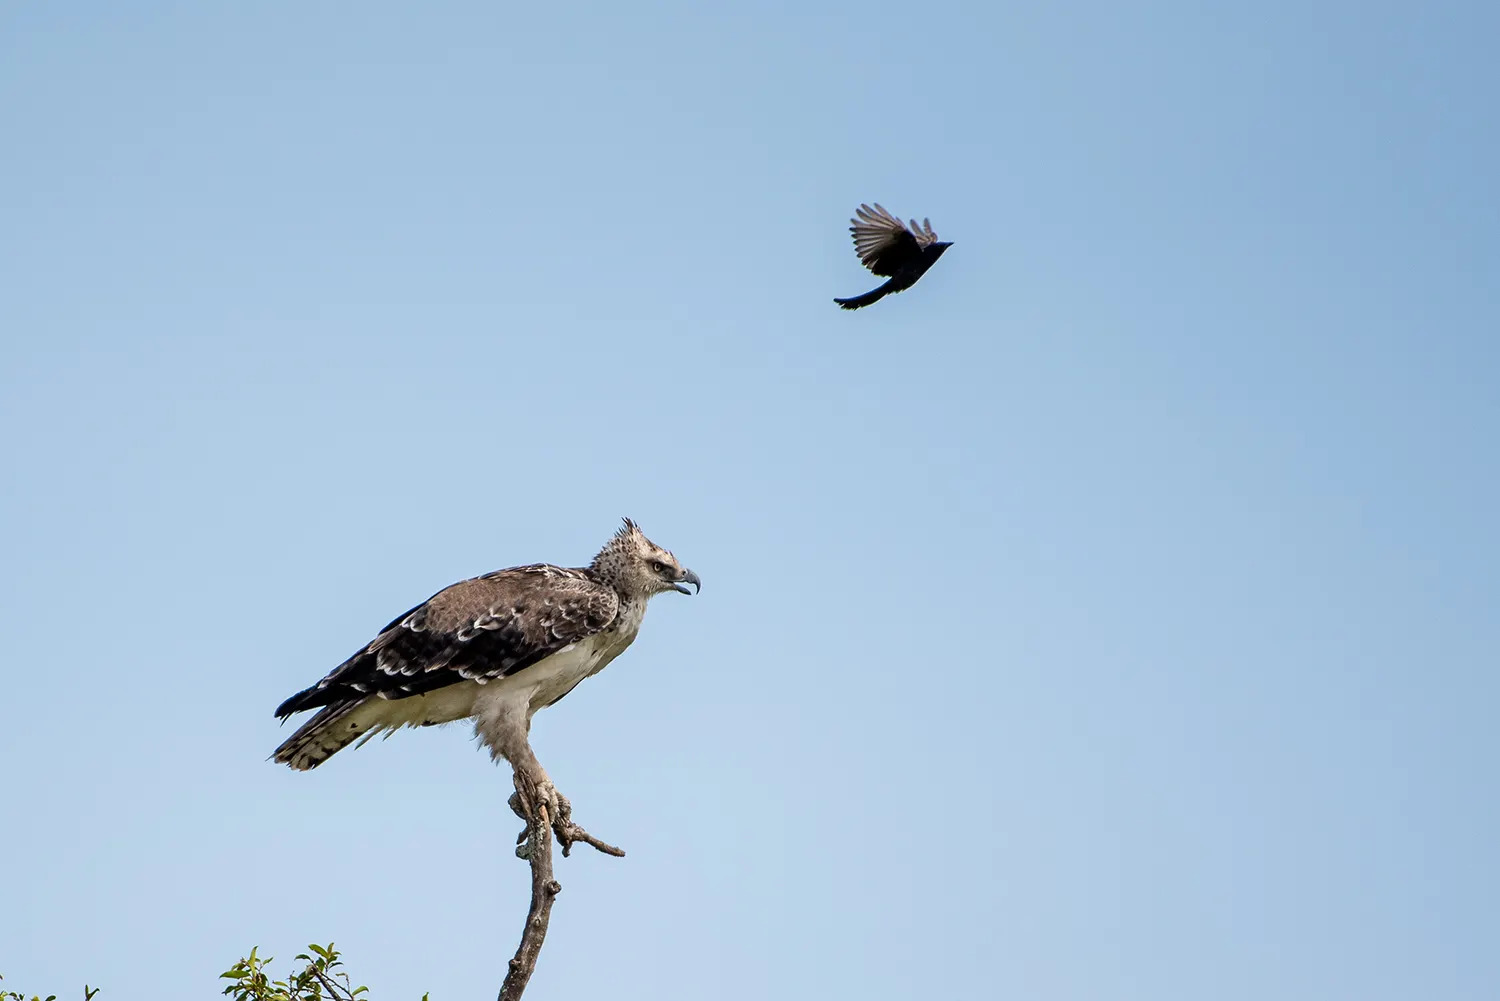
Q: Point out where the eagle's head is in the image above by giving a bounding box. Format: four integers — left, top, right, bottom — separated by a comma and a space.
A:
592, 518, 700, 599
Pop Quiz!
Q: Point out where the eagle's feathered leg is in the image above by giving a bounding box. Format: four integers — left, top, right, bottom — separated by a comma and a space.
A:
476, 687, 624, 858
474, 692, 560, 831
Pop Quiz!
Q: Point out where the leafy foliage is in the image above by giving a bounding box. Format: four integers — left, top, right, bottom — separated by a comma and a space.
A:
4, 944, 426, 1001
0, 975, 97, 1001
221, 944, 428, 1001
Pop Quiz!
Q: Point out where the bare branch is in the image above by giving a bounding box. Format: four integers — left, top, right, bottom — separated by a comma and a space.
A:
498, 796, 559, 1001
547, 794, 626, 859
498, 778, 625, 1001
556, 821, 625, 859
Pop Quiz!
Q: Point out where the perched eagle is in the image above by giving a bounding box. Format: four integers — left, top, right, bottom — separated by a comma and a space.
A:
835, 203, 952, 310
272, 519, 699, 830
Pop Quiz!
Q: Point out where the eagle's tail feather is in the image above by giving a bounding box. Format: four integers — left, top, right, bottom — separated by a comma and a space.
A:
272, 703, 371, 771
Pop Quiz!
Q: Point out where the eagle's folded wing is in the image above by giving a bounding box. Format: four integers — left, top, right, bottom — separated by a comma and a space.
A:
274, 565, 620, 716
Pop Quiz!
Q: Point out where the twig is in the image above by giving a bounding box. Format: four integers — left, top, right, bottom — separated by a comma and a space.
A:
497, 779, 625, 1001
550, 798, 627, 859
555, 821, 625, 859
308, 964, 355, 1001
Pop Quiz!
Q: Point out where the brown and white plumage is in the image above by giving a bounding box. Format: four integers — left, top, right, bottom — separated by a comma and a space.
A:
271, 520, 699, 777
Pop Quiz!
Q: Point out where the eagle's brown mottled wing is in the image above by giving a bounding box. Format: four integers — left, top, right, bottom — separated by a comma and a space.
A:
274, 565, 619, 716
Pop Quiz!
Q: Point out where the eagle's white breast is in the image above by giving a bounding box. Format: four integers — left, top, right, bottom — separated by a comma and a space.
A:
352, 600, 648, 755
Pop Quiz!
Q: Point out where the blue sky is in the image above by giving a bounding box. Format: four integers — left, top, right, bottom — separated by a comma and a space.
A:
2, 2, 1496, 999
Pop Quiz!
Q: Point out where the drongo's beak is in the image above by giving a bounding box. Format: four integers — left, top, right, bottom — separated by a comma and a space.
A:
670, 568, 701, 595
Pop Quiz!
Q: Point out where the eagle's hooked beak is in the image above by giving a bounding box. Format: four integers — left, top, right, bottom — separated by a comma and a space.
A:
670, 568, 702, 595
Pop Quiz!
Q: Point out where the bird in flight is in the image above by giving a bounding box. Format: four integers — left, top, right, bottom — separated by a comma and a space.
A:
835, 203, 952, 310
271, 519, 699, 850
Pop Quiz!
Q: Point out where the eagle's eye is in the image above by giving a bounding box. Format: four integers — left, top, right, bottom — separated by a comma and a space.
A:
650, 560, 667, 574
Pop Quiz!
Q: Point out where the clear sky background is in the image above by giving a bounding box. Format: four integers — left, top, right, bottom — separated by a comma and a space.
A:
2, 2, 1496, 999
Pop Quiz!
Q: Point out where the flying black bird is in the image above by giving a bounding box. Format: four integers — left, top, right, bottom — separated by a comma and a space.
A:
834, 203, 952, 310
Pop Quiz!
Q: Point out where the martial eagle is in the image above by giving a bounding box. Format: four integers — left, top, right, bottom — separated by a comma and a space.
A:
272, 519, 699, 836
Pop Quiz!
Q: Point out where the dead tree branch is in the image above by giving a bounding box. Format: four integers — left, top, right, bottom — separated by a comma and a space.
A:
497, 780, 626, 1001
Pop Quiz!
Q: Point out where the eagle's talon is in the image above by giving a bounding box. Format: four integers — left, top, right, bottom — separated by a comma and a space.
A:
531, 780, 563, 825
549, 791, 573, 826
